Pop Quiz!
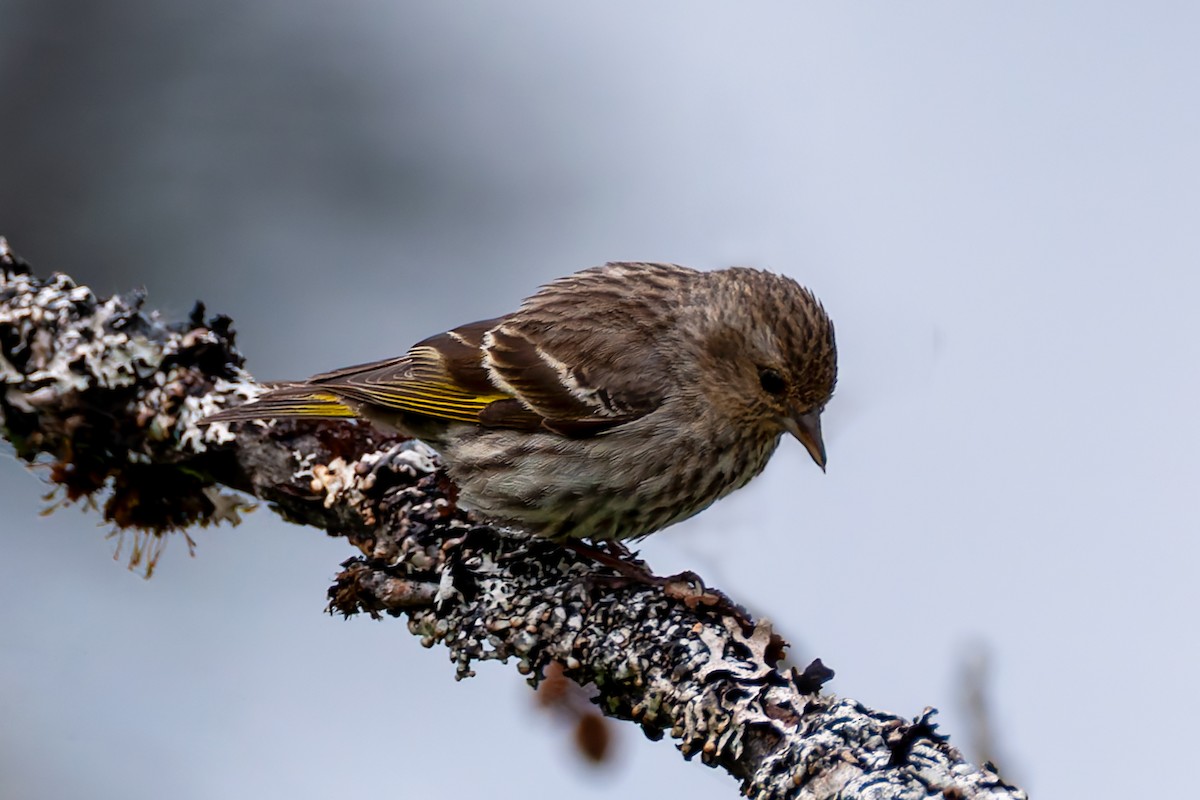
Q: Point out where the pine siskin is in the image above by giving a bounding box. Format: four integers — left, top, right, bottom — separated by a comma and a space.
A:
203, 262, 837, 541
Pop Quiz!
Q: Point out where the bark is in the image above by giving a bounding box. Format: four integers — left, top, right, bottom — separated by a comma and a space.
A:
0, 239, 1026, 800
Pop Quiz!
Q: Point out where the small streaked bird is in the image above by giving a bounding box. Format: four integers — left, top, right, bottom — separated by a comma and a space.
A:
203, 262, 837, 542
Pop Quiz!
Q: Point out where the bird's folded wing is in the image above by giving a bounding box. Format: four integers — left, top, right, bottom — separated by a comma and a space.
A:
312, 316, 664, 436
208, 315, 666, 437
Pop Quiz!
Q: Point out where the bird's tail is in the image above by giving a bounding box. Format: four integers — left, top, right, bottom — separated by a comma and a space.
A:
200, 384, 357, 424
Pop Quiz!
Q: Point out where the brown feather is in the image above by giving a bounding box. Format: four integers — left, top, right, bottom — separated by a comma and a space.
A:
484, 325, 597, 419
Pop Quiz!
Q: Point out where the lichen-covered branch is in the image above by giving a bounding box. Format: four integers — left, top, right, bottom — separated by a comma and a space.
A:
0, 239, 1026, 800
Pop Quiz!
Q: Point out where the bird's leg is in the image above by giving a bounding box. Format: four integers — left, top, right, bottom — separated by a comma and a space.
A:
598, 538, 637, 561
563, 539, 654, 582
563, 540, 756, 633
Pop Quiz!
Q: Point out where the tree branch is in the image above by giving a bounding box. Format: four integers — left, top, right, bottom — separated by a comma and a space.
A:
0, 239, 1026, 800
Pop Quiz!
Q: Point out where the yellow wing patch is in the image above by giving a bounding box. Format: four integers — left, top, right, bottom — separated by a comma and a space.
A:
201, 389, 357, 423
256, 392, 359, 418
333, 346, 511, 424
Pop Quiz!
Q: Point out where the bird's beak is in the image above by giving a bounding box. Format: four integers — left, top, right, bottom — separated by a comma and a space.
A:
783, 409, 827, 471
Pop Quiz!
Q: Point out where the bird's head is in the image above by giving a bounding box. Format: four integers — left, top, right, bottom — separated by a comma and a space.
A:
689, 268, 837, 470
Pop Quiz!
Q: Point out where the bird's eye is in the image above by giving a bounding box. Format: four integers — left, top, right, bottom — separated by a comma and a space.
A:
758, 368, 787, 395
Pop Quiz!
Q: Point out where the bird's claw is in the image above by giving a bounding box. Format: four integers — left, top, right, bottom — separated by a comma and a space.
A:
660, 571, 755, 633
564, 542, 756, 632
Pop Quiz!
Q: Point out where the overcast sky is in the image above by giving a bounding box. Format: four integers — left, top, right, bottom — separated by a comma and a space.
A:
2, 3, 1198, 798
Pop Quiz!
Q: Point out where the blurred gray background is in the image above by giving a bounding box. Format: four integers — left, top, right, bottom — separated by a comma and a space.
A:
2, 2, 1197, 798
